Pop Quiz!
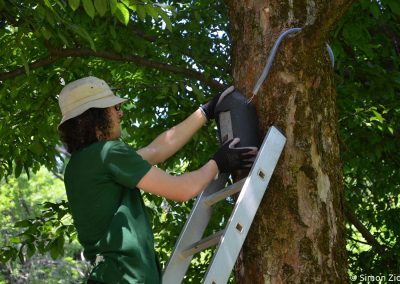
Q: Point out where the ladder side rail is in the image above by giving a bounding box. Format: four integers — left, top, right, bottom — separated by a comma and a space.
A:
202, 126, 287, 284
162, 174, 229, 284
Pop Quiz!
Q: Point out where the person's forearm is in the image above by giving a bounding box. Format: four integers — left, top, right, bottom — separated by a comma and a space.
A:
137, 160, 219, 202
139, 108, 207, 164
176, 160, 218, 201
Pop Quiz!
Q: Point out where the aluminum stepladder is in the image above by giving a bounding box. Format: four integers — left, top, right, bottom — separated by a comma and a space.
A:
162, 126, 286, 284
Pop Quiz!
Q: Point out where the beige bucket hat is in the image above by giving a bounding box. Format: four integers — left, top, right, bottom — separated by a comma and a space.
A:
58, 76, 127, 127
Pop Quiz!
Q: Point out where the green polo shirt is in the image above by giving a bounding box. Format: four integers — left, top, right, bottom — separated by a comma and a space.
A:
64, 140, 161, 284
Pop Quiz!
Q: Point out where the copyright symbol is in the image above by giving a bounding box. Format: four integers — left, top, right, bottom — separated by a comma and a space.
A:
350, 275, 357, 281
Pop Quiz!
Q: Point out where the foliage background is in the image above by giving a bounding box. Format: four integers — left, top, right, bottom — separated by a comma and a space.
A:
0, 0, 399, 282
335, 0, 400, 278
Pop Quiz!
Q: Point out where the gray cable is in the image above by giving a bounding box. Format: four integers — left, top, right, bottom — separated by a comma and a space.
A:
325, 43, 335, 68
252, 28, 302, 97
250, 28, 335, 101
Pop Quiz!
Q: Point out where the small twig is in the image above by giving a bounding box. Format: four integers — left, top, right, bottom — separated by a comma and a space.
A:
347, 236, 369, 246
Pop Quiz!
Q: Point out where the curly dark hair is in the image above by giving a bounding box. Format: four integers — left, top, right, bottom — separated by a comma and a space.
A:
59, 108, 112, 153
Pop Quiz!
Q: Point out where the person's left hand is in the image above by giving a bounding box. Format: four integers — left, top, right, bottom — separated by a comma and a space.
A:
212, 137, 258, 173
200, 86, 234, 121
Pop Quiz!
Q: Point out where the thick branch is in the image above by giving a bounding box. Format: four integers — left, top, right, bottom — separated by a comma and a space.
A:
322, 0, 356, 30
0, 48, 225, 91
344, 203, 386, 253
304, 0, 357, 44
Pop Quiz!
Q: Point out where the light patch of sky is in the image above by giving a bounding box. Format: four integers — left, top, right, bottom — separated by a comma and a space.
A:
155, 106, 168, 120
374, 0, 382, 8
131, 119, 140, 127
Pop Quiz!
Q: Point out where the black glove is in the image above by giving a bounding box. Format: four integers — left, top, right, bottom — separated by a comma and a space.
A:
212, 138, 257, 173
200, 86, 234, 121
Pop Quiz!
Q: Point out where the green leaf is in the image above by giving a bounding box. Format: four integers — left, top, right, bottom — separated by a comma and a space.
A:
50, 242, 59, 259
68, 0, 80, 11
45, 11, 56, 27
57, 209, 68, 220
145, 5, 159, 20
387, 0, 400, 16
27, 243, 36, 258
191, 84, 204, 101
111, 39, 122, 52
21, 54, 29, 76
369, 2, 381, 18
115, 3, 130, 25
69, 24, 96, 50
121, 0, 136, 10
9, 236, 20, 244
54, 0, 66, 9
57, 235, 65, 251
14, 161, 23, 178
24, 165, 30, 180
158, 8, 172, 32
0, 0, 5, 11
18, 248, 25, 263
153, 3, 175, 15
48, 236, 65, 259
94, 0, 108, 17
109, 25, 117, 39
14, 219, 32, 228
21, 232, 36, 243
42, 201, 57, 209
0, 247, 17, 263
194, 11, 201, 21
82, 0, 96, 19
43, 0, 53, 9
172, 84, 178, 95
371, 110, 384, 123
57, 31, 69, 46
40, 26, 53, 40
29, 141, 44, 155
136, 4, 146, 21
109, 0, 117, 15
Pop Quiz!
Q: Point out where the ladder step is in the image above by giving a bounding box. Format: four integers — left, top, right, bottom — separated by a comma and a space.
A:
181, 230, 225, 259
203, 179, 245, 207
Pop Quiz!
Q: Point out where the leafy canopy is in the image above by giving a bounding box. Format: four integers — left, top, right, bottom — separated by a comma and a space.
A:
1, 0, 230, 282
0, 0, 228, 180
334, 0, 400, 276
0, 0, 399, 281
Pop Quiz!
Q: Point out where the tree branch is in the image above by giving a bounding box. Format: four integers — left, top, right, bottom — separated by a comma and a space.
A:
347, 236, 369, 245
50, 169, 64, 182
344, 203, 387, 253
0, 56, 59, 81
0, 48, 225, 91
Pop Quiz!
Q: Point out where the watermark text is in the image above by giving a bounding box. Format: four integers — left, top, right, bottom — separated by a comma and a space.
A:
350, 274, 400, 282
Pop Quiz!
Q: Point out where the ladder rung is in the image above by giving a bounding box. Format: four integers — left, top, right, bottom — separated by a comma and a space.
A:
180, 230, 225, 259
203, 179, 246, 207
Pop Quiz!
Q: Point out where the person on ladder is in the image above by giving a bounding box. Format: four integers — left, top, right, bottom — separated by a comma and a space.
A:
57, 76, 257, 284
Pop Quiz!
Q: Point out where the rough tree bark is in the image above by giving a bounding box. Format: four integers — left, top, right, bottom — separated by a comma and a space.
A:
225, 1, 355, 283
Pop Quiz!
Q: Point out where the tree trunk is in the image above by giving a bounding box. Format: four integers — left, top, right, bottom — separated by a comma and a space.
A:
225, 1, 354, 282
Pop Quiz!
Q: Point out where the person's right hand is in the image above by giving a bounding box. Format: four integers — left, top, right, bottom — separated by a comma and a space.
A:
200, 86, 234, 121
212, 138, 258, 173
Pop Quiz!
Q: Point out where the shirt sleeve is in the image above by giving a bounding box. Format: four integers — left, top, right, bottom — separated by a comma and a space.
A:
103, 141, 152, 189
